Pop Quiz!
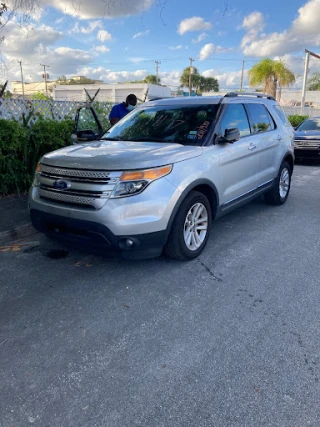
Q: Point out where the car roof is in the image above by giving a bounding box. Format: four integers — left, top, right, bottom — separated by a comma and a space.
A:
144, 93, 277, 107
145, 96, 222, 106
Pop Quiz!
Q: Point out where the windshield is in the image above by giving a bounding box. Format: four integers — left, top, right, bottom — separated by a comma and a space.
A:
102, 104, 219, 145
297, 118, 320, 131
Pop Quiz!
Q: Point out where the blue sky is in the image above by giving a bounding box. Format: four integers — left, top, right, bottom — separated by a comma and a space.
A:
1, 0, 320, 89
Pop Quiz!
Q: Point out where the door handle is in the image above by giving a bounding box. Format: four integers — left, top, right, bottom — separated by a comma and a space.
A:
276, 135, 283, 141
248, 144, 257, 151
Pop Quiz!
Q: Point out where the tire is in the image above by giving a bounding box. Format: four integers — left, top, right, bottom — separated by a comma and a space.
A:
264, 161, 291, 205
164, 191, 212, 261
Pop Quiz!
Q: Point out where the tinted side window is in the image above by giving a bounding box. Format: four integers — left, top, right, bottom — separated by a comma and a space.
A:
218, 104, 250, 139
273, 105, 291, 126
246, 104, 274, 134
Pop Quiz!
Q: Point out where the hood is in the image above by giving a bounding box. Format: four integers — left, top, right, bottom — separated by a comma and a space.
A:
42, 140, 202, 170
294, 130, 320, 140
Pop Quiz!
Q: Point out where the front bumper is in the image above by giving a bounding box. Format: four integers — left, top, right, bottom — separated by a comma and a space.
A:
294, 147, 320, 160
28, 177, 180, 259
30, 209, 168, 259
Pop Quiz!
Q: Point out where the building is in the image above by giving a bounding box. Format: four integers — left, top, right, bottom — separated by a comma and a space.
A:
11, 80, 56, 98
53, 83, 171, 102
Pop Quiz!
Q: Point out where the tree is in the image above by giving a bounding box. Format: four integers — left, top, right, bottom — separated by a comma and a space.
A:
248, 58, 295, 100
180, 67, 219, 94
0, 84, 11, 98
56, 75, 67, 84
144, 74, 160, 84
67, 77, 97, 85
32, 91, 51, 100
198, 76, 219, 92
307, 72, 320, 91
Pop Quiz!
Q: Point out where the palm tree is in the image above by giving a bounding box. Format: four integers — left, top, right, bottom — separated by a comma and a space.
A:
248, 58, 295, 101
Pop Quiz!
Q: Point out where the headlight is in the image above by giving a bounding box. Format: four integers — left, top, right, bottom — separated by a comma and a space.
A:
33, 162, 41, 187
111, 165, 172, 198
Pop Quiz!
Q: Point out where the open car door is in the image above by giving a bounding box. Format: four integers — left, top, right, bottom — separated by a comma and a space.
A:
73, 104, 104, 143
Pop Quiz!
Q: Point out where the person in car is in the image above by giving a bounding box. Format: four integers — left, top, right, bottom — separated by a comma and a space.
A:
109, 94, 137, 126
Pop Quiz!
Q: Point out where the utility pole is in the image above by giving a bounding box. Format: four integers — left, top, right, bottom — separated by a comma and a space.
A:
40, 63, 49, 97
240, 60, 245, 91
18, 60, 25, 100
189, 57, 195, 96
155, 60, 161, 85
301, 49, 320, 114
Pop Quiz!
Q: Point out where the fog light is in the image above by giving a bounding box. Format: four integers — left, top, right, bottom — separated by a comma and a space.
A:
126, 239, 134, 247
118, 238, 138, 250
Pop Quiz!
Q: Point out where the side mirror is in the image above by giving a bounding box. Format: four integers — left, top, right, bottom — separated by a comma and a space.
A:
217, 127, 240, 144
74, 105, 104, 142
76, 129, 97, 141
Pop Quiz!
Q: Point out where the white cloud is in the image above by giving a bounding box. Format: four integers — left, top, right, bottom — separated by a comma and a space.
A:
97, 29, 112, 42
1, 22, 63, 56
202, 68, 245, 89
178, 17, 212, 35
79, 67, 148, 83
133, 30, 150, 39
199, 43, 233, 60
128, 57, 148, 63
241, 1, 320, 57
169, 45, 183, 50
71, 20, 103, 34
192, 32, 208, 44
159, 70, 181, 87
94, 45, 110, 53
1, 21, 94, 81
241, 11, 264, 49
41, 0, 154, 19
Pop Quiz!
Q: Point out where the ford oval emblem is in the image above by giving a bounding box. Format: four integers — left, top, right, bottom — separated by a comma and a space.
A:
53, 180, 71, 190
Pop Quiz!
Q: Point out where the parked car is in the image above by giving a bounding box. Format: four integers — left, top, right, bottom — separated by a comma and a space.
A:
294, 117, 320, 160
29, 93, 295, 261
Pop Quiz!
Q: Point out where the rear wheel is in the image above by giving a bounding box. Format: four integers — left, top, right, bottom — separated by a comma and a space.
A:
164, 191, 212, 261
264, 161, 291, 205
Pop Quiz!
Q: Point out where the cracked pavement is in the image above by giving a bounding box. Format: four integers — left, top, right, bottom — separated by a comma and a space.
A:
1, 163, 320, 427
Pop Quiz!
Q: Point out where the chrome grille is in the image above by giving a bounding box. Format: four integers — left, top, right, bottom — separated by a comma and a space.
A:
295, 140, 320, 149
39, 188, 97, 207
38, 164, 122, 209
41, 164, 115, 182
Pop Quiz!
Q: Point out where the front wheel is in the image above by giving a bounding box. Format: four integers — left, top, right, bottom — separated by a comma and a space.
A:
164, 191, 212, 261
264, 161, 291, 205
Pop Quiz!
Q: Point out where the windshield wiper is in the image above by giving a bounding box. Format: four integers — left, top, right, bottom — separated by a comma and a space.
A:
100, 136, 122, 141
127, 137, 172, 142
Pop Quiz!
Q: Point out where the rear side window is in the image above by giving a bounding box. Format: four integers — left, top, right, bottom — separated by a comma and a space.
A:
246, 104, 275, 134
273, 105, 291, 126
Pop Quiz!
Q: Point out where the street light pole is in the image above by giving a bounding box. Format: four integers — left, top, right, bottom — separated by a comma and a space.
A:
240, 60, 245, 91
301, 50, 310, 115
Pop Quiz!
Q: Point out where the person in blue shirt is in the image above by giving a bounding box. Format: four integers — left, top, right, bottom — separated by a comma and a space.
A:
109, 94, 137, 126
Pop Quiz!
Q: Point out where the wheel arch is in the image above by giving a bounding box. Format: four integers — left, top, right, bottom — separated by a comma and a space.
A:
282, 152, 294, 174
167, 179, 219, 234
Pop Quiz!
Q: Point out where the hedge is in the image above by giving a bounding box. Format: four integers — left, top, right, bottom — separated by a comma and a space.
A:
0, 118, 74, 196
287, 115, 308, 128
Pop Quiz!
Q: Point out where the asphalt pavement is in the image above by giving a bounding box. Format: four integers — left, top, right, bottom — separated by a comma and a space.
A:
0, 164, 320, 427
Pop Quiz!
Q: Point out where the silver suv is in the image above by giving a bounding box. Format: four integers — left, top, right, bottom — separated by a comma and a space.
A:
29, 93, 294, 260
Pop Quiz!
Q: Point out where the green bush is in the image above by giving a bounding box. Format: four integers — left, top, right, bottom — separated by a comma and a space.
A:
288, 115, 308, 128
0, 118, 74, 196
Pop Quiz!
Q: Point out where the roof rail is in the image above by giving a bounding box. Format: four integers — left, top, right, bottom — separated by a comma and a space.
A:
224, 92, 276, 101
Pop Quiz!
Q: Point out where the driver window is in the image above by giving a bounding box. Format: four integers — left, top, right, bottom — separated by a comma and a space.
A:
218, 104, 250, 139
77, 108, 99, 134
